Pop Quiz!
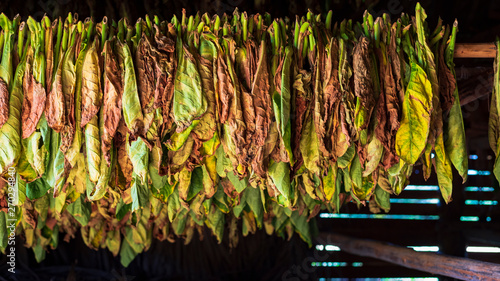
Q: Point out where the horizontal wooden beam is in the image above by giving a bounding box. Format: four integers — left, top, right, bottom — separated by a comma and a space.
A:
455, 43, 496, 58
319, 233, 500, 280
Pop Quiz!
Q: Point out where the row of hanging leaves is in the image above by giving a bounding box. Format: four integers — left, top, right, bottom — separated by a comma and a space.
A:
0, 3, 467, 266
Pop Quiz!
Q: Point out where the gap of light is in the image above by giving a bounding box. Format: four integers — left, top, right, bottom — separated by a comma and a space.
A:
468, 170, 491, 176
312, 262, 363, 268
404, 185, 439, 191
467, 246, 500, 253
311, 262, 348, 267
469, 154, 479, 160
465, 200, 498, 206
390, 198, 439, 204
319, 213, 440, 220
315, 244, 341, 251
460, 216, 479, 222
465, 186, 495, 192
408, 246, 439, 252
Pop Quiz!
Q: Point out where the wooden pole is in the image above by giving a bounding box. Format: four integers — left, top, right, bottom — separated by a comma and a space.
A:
321, 233, 500, 281
455, 43, 496, 58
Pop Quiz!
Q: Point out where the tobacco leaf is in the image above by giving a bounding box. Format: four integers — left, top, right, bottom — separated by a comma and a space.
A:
235, 40, 256, 159
375, 41, 400, 169
102, 40, 123, 165
438, 44, 455, 114
395, 62, 433, 165
63, 32, 86, 165
193, 33, 218, 143
153, 28, 176, 139
45, 55, 65, 132
250, 40, 271, 174
273, 46, 294, 163
443, 24, 468, 183
136, 35, 157, 115
117, 39, 144, 138
353, 37, 375, 131
81, 39, 102, 128
291, 69, 312, 172
21, 52, 47, 139
85, 114, 101, 183
173, 37, 207, 132
0, 79, 8, 128
116, 120, 133, 188
0, 49, 26, 174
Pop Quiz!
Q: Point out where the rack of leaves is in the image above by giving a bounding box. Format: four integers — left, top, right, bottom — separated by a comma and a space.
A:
0, 3, 468, 266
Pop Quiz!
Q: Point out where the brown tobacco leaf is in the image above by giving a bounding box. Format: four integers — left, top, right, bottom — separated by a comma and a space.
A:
115, 120, 133, 188
250, 43, 271, 176
80, 39, 102, 128
292, 68, 312, 172
375, 43, 400, 169
153, 25, 176, 132
218, 54, 234, 125
45, 20, 55, 92
0, 78, 9, 128
438, 42, 456, 114
22, 60, 47, 139
102, 41, 123, 165
390, 24, 405, 107
136, 35, 157, 115
46, 59, 66, 132
353, 37, 375, 121
238, 41, 257, 163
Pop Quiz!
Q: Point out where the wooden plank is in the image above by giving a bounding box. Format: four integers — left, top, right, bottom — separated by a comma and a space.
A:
320, 233, 500, 281
455, 43, 496, 58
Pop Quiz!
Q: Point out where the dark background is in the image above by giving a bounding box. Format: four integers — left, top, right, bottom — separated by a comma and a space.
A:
1, 0, 499, 280
0, 0, 499, 43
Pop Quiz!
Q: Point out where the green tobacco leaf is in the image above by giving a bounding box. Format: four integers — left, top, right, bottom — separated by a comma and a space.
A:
363, 135, 383, 177
67, 193, 91, 226
395, 62, 433, 164
65, 38, 88, 166
188, 167, 204, 201
435, 133, 453, 203
245, 186, 264, 228
150, 166, 176, 202
44, 130, 66, 196
290, 210, 312, 247
444, 24, 468, 183
0, 42, 26, 175
273, 46, 294, 163
85, 115, 100, 183
26, 177, 50, 200
269, 161, 292, 205
0, 212, 7, 252
227, 171, 247, 193
131, 175, 150, 213
127, 135, 149, 185
323, 163, 337, 201
173, 37, 207, 131
118, 40, 144, 136
300, 114, 320, 174
373, 185, 391, 213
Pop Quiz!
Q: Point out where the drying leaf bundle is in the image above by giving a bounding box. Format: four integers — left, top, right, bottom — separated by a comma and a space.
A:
0, 4, 469, 266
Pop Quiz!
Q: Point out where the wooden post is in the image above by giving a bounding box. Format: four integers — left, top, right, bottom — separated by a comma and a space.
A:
455, 43, 496, 58
320, 233, 500, 281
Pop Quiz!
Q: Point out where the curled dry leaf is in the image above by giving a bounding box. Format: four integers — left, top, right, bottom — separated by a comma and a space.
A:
136, 35, 157, 115
0, 78, 9, 128
21, 60, 46, 139
45, 58, 66, 132
102, 40, 123, 165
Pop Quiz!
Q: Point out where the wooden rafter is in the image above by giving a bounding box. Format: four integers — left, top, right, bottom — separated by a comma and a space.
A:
319, 233, 500, 281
